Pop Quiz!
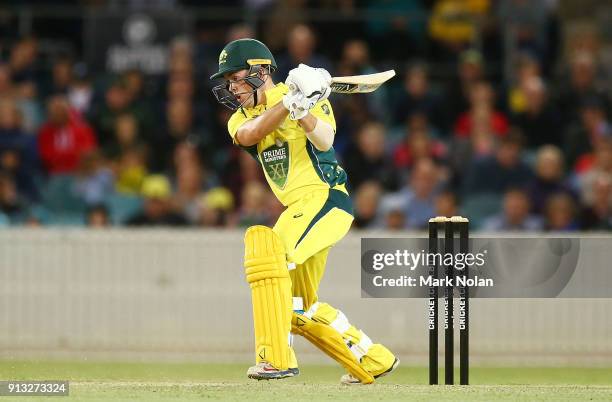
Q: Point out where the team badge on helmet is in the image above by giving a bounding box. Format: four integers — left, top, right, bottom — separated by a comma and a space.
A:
218, 49, 228, 65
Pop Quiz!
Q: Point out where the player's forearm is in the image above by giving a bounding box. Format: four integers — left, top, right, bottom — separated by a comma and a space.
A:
300, 114, 334, 151
236, 103, 289, 146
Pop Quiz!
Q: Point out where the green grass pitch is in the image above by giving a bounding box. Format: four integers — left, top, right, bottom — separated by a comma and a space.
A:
2, 361, 612, 401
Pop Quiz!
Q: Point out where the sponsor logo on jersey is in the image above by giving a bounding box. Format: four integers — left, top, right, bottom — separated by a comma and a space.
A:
261, 141, 290, 189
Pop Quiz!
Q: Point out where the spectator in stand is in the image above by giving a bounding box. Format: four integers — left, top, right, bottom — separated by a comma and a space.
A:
231, 180, 272, 228
446, 50, 486, 121
42, 57, 73, 97
544, 193, 579, 231
497, 0, 552, 64
450, 102, 499, 185
506, 54, 542, 114
526, 145, 574, 214
169, 36, 194, 68
454, 81, 509, 139
86, 204, 110, 227
352, 181, 382, 229
168, 43, 212, 134
334, 40, 385, 137
392, 63, 446, 133
434, 190, 459, 218
67, 63, 94, 115
38, 95, 97, 175
0, 65, 13, 98
166, 73, 195, 103
197, 187, 234, 227
168, 50, 194, 79
338, 39, 384, 81
483, 188, 542, 231
564, 97, 611, 168
343, 122, 398, 191
121, 69, 155, 134
393, 114, 447, 171
74, 151, 114, 206
0, 172, 27, 223
381, 197, 406, 231
127, 174, 187, 226
337, 40, 375, 77
123, 69, 146, 105
9, 37, 38, 84
574, 134, 612, 176
89, 81, 132, 147
13, 67, 43, 134
165, 68, 212, 142
221, 144, 265, 209
383, 158, 441, 229
511, 76, 562, 148
170, 142, 214, 224
429, 1, 490, 62
258, 1, 308, 52
114, 146, 148, 195
93, 76, 154, 149
225, 24, 256, 43
463, 130, 532, 195
153, 98, 203, 172
555, 51, 611, 128
580, 174, 612, 230
275, 24, 332, 81
578, 140, 612, 203
172, 160, 206, 224
103, 113, 147, 161
0, 98, 39, 200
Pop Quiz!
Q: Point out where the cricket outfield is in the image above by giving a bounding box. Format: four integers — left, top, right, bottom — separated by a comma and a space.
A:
2, 361, 612, 401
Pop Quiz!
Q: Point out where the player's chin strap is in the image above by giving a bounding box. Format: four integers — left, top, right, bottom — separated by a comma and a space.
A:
252, 87, 259, 109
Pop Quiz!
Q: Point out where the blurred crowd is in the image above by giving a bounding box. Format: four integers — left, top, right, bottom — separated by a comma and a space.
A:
0, 0, 610, 231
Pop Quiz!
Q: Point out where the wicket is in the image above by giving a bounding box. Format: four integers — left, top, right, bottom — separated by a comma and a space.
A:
428, 216, 470, 385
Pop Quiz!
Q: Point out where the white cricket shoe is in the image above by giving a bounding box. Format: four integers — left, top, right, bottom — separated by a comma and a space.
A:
246, 362, 299, 380
340, 358, 400, 385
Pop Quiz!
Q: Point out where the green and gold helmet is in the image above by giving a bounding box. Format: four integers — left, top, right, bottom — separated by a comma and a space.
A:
210, 39, 277, 110
210, 38, 276, 80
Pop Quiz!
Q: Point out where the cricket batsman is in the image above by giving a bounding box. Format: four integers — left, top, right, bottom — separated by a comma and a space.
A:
210, 38, 398, 385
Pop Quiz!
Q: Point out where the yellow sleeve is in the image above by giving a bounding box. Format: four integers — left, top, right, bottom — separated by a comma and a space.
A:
310, 99, 336, 132
227, 110, 250, 145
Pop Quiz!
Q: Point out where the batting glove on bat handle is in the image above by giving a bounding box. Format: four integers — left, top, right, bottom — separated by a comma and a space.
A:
282, 90, 308, 121
315, 68, 332, 102
287, 64, 330, 100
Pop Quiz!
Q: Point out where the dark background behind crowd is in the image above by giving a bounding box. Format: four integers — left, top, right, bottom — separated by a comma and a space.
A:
0, 0, 610, 231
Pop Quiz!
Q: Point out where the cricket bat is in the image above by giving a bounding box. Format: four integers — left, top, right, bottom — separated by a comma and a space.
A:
330, 70, 396, 94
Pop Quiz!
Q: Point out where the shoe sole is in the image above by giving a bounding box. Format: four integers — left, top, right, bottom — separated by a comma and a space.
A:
341, 358, 400, 385
248, 368, 299, 381
374, 357, 400, 379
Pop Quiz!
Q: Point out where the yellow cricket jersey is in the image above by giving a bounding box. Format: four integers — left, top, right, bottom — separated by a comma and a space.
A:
227, 83, 348, 206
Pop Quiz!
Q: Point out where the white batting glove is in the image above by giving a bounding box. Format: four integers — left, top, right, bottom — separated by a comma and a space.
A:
282, 85, 309, 120
315, 67, 332, 102
286, 64, 332, 104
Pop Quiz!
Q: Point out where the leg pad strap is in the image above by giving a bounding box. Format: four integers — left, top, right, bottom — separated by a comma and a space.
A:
291, 311, 375, 384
